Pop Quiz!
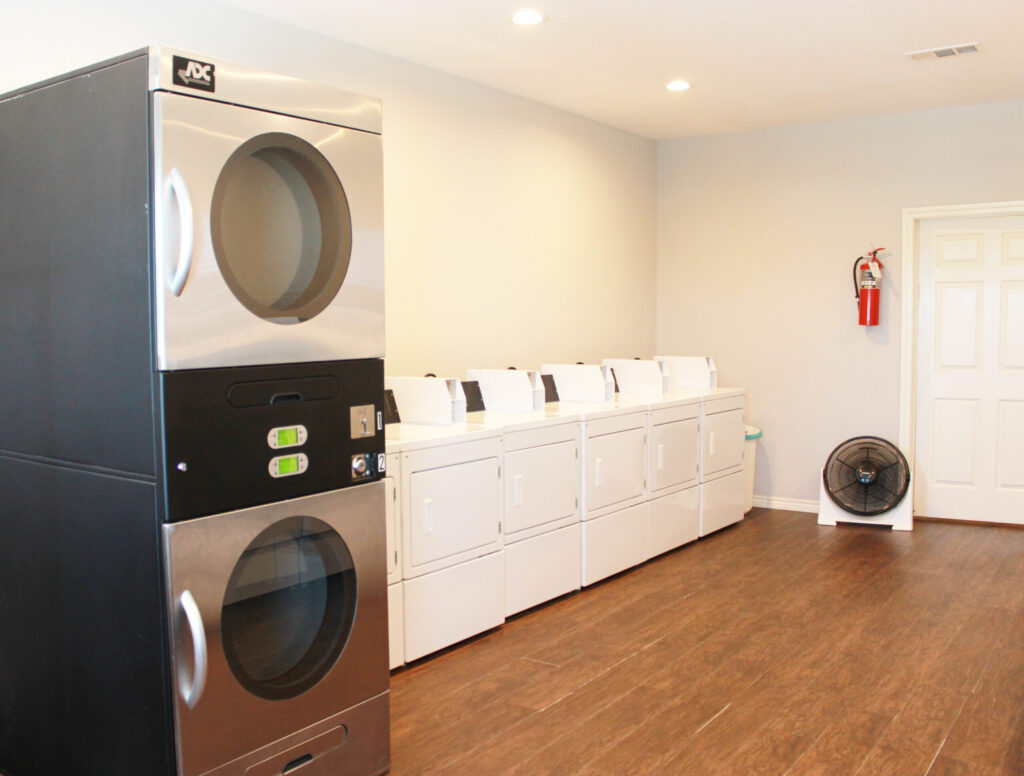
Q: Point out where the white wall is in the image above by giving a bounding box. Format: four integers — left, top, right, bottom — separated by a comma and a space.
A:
0, 0, 656, 378
657, 100, 1024, 505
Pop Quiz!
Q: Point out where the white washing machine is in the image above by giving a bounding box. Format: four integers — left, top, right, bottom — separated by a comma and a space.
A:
468, 408, 581, 616
386, 421, 504, 662
698, 389, 746, 536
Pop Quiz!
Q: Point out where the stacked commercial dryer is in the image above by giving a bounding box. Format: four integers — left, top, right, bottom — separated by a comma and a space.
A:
0, 49, 390, 776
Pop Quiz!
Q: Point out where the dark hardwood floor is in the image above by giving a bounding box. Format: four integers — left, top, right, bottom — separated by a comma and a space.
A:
388, 509, 1024, 775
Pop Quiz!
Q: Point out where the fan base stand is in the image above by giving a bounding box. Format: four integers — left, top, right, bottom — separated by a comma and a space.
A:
817, 472, 913, 531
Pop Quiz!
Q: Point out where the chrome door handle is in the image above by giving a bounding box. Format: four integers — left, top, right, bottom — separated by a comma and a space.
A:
166, 167, 194, 297
179, 589, 207, 710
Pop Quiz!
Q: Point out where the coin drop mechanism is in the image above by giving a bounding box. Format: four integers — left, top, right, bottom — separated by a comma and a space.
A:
350, 403, 381, 481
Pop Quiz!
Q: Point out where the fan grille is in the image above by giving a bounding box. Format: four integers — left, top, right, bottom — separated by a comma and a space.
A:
823, 436, 910, 516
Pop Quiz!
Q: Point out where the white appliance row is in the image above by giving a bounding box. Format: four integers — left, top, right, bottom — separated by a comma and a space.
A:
383, 369, 745, 668
576, 389, 745, 587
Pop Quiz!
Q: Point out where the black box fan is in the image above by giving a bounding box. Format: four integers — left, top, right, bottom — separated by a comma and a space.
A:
819, 436, 913, 530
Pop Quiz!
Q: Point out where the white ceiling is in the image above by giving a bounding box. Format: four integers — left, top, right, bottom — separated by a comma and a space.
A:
217, 0, 1024, 140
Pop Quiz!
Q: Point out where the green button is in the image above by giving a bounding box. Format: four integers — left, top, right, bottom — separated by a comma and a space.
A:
278, 456, 298, 475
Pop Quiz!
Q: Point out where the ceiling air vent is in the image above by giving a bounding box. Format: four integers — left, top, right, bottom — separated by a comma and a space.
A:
905, 42, 981, 61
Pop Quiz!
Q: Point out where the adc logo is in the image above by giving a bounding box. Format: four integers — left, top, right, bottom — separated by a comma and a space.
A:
172, 56, 216, 92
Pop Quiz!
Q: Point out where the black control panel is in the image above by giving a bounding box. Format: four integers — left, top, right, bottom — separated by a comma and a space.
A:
159, 359, 384, 522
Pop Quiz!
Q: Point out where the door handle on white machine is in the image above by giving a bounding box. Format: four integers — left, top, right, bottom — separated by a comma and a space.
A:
178, 589, 207, 710
657, 444, 665, 471
709, 431, 716, 456
166, 167, 194, 297
595, 458, 604, 487
513, 474, 524, 507
422, 498, 434, 535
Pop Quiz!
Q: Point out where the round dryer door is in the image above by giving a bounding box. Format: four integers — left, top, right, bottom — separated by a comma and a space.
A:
210, 133, 353, 324
220, 515, 357, 700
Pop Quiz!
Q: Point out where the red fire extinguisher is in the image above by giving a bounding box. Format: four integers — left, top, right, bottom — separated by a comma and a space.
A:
854, 248, 885, 326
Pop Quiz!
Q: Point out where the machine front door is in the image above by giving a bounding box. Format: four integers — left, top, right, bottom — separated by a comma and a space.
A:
152, 91, 384, 370
163, 483, 388, 776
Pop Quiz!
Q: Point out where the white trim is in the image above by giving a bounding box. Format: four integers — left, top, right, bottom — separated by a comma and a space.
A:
751, 495, 818, 513
899, 201, 1024, 485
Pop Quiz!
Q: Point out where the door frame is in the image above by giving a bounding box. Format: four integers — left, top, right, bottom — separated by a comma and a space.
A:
898, 200, 1024, 483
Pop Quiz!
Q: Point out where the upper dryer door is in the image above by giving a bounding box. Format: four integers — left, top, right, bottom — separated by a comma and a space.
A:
152, 91, 384, 371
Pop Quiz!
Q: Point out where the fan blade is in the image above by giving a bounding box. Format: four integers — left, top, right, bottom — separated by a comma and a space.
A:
834, 480, 866, 495
875, 461, 899, 476
874, 481, 899, 499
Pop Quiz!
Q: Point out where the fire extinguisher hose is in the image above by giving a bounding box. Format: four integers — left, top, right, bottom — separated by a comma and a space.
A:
853, 256, 862, 302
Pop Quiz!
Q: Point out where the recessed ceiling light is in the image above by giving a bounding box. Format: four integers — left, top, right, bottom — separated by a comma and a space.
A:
666, 80, 691, 92
511, 9, 546, 25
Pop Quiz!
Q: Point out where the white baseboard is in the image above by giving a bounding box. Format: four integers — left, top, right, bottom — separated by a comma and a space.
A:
751, 495, 818, 514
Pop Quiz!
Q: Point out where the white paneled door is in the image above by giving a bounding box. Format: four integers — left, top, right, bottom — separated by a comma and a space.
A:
916, 216, 1024, 523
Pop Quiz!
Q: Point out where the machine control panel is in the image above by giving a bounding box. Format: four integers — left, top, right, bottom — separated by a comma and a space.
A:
350, 404, 377, 439
267, 424, 308, 449
161, 358, 385, 522
269, 453, 309, 478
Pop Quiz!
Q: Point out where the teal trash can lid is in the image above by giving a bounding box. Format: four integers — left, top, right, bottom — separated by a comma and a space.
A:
745, 425, 762, 440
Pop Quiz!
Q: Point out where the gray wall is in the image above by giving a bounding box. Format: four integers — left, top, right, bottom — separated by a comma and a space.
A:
657, 99, 1024, 505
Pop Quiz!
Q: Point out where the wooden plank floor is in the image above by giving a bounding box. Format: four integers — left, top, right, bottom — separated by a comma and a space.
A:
388, 509, 1024, 776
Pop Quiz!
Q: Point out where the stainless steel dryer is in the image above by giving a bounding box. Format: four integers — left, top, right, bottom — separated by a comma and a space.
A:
164, 485, 388, 776
150, 47, 383, 370
0, 48, 389, 776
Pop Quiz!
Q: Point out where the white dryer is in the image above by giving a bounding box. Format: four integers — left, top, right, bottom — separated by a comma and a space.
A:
469, 408, 582, 616
699, 389, 747, 536
386, 422, 504, 662
571, 401, 650, 586
618, 393, 702, 558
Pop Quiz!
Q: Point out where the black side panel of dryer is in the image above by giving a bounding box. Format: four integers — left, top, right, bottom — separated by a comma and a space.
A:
0, 53, 155, 476
0, 456, 173, 776
159, 358, 385, 521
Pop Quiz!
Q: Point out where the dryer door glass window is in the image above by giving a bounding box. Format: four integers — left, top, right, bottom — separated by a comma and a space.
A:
211, 133, 353, 324
221, 516, 356, 700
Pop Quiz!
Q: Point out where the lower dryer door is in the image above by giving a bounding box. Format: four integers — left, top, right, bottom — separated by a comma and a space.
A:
163, 482, 388, 776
